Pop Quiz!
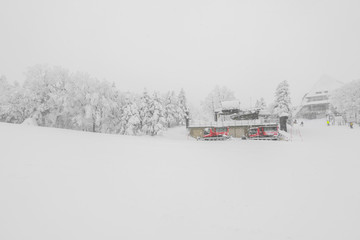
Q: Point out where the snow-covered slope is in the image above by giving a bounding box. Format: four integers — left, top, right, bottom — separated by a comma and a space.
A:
0, 122, 359, 240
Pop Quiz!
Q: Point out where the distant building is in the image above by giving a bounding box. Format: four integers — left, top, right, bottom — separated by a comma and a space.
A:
296, 75, 343, 119
214, 100, 241, 121
189, 100, 277, 138
187, 120, 277, 139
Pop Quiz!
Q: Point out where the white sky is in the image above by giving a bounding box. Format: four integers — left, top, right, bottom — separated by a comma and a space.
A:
1, 0, 360, 106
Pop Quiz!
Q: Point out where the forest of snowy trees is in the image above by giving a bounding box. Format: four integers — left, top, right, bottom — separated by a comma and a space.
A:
0, 66, 188, 136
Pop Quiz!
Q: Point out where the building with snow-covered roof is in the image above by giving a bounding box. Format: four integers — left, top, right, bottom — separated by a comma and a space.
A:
295, 75, 343, 119
213, 100, 242, 121
187, 119, 278, 138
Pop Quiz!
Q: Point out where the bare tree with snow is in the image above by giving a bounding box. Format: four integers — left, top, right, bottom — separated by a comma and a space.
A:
201, 86, 236, 120
255, 97, 267, 110
331, 79, 360, 123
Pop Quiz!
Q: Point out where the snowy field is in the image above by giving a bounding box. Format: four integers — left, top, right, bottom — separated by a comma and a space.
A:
0, 120, 359, 240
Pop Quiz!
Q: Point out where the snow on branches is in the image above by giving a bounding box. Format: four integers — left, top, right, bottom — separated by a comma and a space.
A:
255, 97, 267, 110
273, 80, 292, 117
0, 65, 189, 136
331, 79, 360, 122
201, 86, 236, 120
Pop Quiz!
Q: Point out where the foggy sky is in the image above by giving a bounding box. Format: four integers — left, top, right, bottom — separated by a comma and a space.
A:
1, 0, 360, 106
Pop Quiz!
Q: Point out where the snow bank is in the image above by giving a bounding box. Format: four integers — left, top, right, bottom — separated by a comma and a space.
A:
278, 129, 290, 141
0, 121, 359, 240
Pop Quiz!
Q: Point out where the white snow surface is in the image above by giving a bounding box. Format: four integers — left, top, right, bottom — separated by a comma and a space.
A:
0, 120, 359, 240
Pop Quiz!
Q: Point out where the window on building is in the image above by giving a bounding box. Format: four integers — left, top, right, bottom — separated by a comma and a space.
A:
204, 128, 210, 135
249, 128, 258, 135
216, 127, 227, 132
264, 126, 277, 131
307, 95, 328, 102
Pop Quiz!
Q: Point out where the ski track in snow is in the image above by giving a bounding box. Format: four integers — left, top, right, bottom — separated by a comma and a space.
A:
0, 120, 359, 240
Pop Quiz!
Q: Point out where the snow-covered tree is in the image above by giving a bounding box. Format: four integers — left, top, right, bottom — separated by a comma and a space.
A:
2, 86, 33, 123
255, 97, 267, 110
164, 91, 178, 128
273, 80, 292, 117
66, 73, 96, 131
67, 77, 125, 133
177, 88, 189, 125
0, 75, 10, 98
0, 65, 188, 136
120, 94, 141, 135
93, 81, 122, 133
139, 89, 152, 135
148, 92, 166, 136
188, 103, 206, 121
22, 65, 72, 127
201, 86, 235, 120
101, 82, 123, 134
0, 75, 11, 122
331, 79, 360, 122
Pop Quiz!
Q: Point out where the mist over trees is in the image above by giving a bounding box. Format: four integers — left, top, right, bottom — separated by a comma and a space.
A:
0, 65, 188, 136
